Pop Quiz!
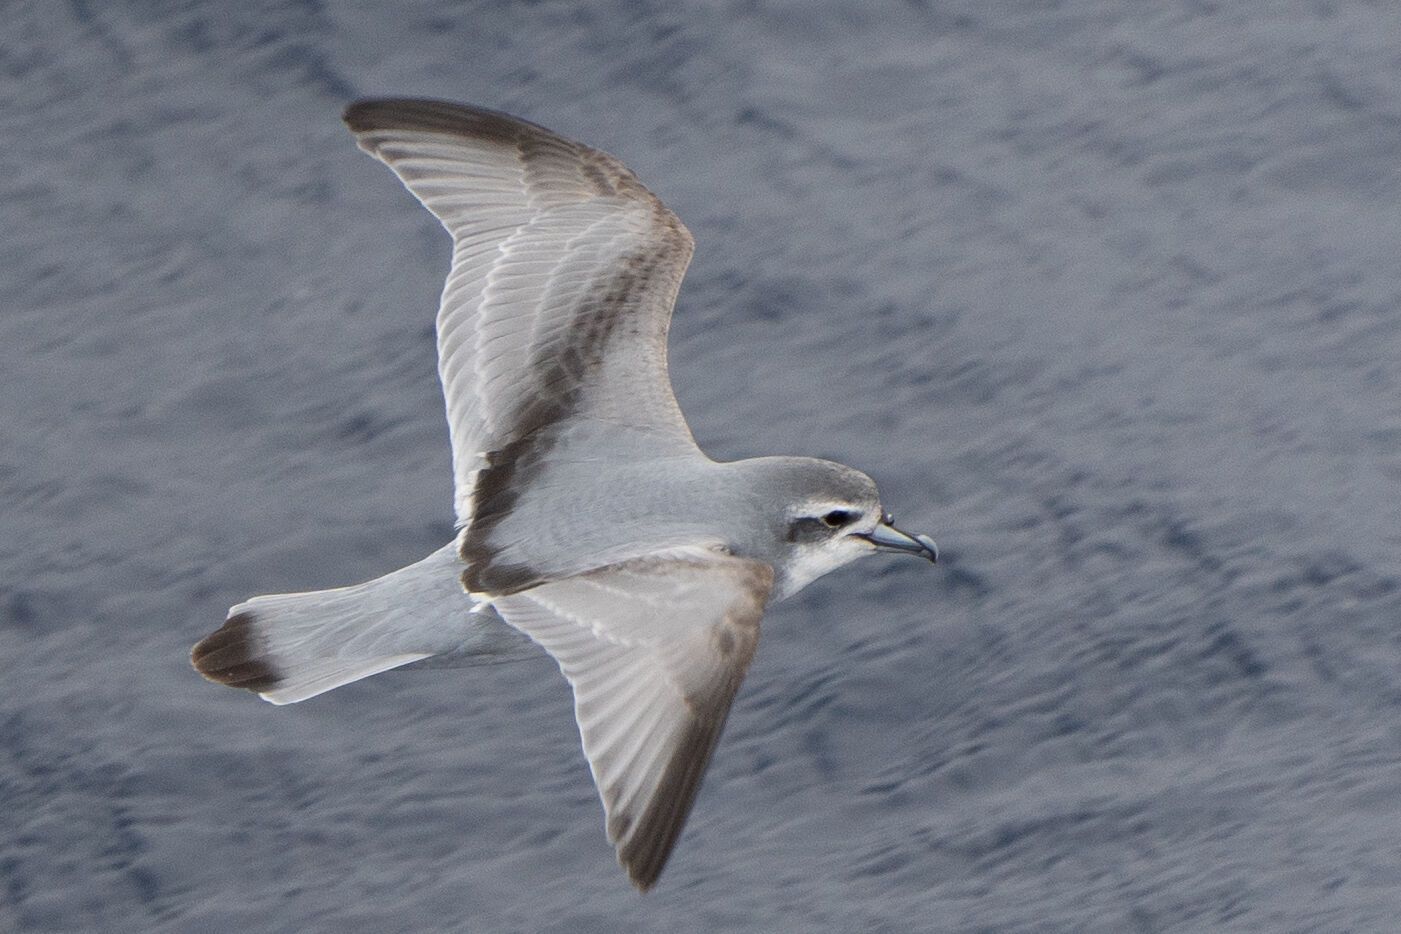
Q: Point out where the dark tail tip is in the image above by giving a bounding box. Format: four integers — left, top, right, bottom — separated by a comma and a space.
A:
191, 611, 282, 693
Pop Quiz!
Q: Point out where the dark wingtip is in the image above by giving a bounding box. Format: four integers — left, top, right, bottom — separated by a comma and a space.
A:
624, 840, 662, 893
342, 98, 545, 146
191, 611, 282, 693
614, 708, 733, 894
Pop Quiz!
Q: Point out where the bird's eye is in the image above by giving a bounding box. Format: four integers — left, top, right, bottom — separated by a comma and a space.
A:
821, 509, 856, 528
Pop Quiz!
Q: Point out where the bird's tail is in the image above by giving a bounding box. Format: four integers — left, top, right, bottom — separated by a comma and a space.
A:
190, 543, 530, 705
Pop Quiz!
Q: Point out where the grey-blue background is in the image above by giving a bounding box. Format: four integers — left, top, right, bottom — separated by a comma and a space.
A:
5, 2, 1401, 931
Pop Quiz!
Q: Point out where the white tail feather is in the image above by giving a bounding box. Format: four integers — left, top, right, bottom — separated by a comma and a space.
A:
192, 543, 534, 704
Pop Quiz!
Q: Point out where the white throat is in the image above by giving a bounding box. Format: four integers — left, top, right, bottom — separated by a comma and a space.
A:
773, 541, 868, 600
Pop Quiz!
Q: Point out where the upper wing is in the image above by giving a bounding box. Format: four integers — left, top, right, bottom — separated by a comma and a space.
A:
491, 548, 774, 891
343, 100, 699, 522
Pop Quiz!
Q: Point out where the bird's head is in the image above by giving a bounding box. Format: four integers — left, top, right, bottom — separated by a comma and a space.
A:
743, 458, 938, 599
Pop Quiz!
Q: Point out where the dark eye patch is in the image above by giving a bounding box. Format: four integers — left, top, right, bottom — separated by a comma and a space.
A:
786, 516, 829, 543
788, 510, 858, 543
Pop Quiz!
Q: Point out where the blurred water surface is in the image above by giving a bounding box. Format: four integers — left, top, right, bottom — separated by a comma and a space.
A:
4, 2, 1401, 931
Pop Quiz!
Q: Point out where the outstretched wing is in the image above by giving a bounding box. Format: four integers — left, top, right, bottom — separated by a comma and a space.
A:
492, 548, 774, 891
343, 99, 699, 523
